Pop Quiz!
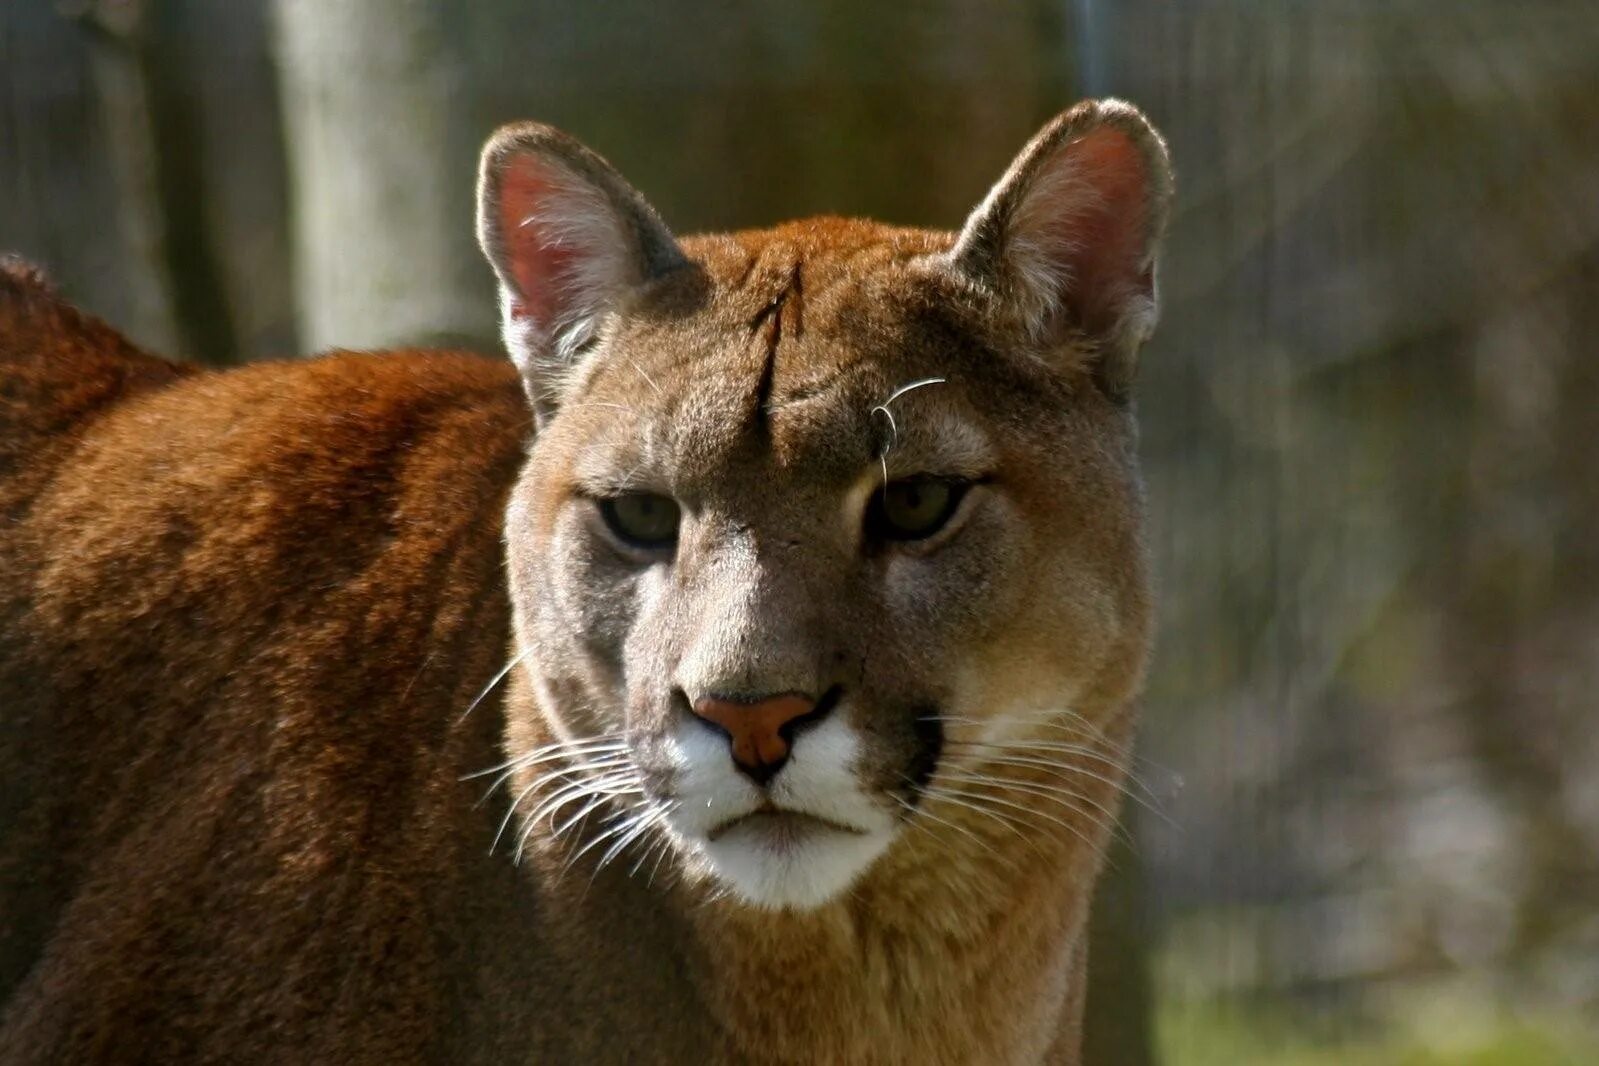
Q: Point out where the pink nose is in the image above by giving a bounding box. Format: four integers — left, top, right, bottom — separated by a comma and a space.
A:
691, 693, 817, 783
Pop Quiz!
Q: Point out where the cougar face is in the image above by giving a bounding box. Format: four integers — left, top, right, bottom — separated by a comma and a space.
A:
482, 101, 1170, 910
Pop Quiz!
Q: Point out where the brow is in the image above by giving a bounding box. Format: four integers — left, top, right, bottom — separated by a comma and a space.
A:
568, 429, 664, 495
871, 416, 997, 481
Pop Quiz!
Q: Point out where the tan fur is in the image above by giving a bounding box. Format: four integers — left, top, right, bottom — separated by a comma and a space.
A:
0, 101, 1171, 1063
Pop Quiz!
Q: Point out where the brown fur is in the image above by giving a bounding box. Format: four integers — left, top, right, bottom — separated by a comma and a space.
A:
0, 100, 1170, 1063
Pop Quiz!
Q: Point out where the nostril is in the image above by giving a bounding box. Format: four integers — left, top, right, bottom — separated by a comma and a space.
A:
670, 687, 696, 724
777, 684, 842, 745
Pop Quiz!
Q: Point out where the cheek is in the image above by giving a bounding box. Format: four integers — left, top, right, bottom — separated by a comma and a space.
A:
879, 497, 1021, 653
856, 502, 1026, 758
949, 529, 1141, 740
523, 505, 644, 679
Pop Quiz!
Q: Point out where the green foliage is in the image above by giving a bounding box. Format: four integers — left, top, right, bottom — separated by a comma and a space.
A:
1159, 998, 1599, 1066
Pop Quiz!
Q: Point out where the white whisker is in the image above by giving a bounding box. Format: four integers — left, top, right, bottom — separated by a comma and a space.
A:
895, 794, 1016, 869
457, 645, 534, 723
900, 773, 1033, 845
933, 710, 1142, 762
644, 835, 675, 889
932, 779, 1102, 853
631, 819, 680, 884
870, 376, 947, 487
625, 356, 663, 396
463, 734, 628, 781
473, 749, 633, 808
528, 770, 641, 830
591, 806, 668, 882
941, 745, 1174, 827
937, 770, 1131, 846
561, 809, 638, 876
490, 778, 544, 856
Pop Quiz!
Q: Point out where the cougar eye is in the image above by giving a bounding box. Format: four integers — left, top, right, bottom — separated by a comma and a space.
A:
866, 478, 969, 543
597, 493, 681, 550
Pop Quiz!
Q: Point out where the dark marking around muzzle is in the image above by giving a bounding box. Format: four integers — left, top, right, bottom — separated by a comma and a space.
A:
904, 706, 945, 803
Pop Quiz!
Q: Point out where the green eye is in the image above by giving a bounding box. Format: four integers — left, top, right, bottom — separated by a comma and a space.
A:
598, 493, 681, 550
867, 479, 969, 542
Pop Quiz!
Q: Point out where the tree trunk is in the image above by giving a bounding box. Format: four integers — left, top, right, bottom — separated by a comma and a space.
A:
272, 0, 486, 353
1082, 825, 1157, 1066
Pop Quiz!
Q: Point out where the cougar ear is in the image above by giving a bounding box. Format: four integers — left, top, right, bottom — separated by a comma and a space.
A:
476, 123, 686, 417
949, 99, 1173, 399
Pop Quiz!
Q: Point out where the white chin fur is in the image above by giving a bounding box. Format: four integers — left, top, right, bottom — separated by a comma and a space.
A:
700, 819, 894, 910
662, 713, 897, 910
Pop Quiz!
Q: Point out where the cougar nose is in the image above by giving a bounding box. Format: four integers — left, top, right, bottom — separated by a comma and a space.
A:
690, 691, 829, 785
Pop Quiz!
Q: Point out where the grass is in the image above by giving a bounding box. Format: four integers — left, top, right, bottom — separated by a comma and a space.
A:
1158, 997, 1599, 1066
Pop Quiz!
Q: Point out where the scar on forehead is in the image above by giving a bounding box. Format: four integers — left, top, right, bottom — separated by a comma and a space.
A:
746, 259, 804, 434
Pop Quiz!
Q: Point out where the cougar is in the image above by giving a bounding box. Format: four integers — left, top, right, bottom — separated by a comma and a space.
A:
0, 98, 1172, 1063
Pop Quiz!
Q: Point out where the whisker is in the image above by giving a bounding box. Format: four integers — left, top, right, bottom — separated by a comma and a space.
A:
518, 784, 631, 867
931, 779, 1103, 854
529, 770, 642, 830
462, 735, 629, 781
644, 834, 675, 889
457, 645, 534, 723
592, 806, 668, 881
929, 710, 1146, 772
473, 750, 633, 808
894, 794, 1018, 869
500, 768, 643, 866
870, 376, 947, 488
930, 710, 1143, 763
940, 746, 1175, 827
562, 808, 643, 876
471, 751, 631, 812
531, 794, 612, 866
942, 736, 1144, 783
628, 815, 675, 879
625, 356, 663, 396
899, 773, 1033, 844
549, 783, 642, 841
939, 732, 1168, 807
490, 778, 545, 856
936, 770, 1132, 847
940, 738, 1170, 805
934, 709, 1170, 782
565, 401, 636, 413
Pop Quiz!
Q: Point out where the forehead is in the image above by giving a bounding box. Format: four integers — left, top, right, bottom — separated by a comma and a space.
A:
557, 222, 1054, 492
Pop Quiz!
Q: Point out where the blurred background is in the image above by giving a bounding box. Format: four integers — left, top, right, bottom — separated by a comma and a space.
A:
4, 1, 1597, 1061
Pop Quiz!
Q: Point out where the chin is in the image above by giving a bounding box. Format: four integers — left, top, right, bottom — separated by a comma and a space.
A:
696, 812, 896, 911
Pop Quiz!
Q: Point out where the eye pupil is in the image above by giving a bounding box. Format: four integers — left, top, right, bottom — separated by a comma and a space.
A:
599, 493, 680, 550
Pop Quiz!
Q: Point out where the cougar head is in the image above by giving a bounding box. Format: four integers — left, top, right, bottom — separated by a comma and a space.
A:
477, 99, 1172, 909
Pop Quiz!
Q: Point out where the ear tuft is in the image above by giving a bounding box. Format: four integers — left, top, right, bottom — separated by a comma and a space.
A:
950, 99, 1173, 398
476, 124, 684, 415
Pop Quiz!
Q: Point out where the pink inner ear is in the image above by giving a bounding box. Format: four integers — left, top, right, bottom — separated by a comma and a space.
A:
497, 156, 584, 328
1043, 126, 1152, 331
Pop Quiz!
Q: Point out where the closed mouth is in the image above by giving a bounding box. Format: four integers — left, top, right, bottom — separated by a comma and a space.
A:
706, 806, 868, 842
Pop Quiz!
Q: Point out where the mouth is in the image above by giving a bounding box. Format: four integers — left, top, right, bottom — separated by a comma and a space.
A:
706, 805, 869, 844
